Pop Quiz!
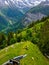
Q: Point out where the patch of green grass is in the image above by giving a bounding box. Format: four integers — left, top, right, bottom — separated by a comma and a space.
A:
0, 41, 49, 65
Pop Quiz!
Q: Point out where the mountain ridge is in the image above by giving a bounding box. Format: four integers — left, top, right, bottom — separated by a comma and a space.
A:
22, 0, 49, 26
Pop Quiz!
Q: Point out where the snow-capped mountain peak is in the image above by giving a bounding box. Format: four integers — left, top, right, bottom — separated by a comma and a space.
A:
40, 0, 49, 6
0, 0, 49, 14
0, 0, 42, 8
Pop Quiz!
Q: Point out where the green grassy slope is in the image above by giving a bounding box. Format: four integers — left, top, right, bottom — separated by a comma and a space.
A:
0, 41, 49, 65
16, 19, 49, 55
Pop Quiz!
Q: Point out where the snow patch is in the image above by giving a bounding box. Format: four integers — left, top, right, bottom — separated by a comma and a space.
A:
5, 1, 9, 5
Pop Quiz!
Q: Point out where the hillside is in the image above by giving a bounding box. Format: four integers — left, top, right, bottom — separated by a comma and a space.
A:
0, 16, 49, 54
0, 41, 49, 65
17, 18, 49, 55
0, 16, 49, 65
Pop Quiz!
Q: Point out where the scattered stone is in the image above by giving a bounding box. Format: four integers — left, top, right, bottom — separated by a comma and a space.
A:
5, 48, 8, 52
3, 54, 27, 65
25, 46, 29, 50
11, 45, 14, 48
32, 57, 34, 60
45, 53, 49, 58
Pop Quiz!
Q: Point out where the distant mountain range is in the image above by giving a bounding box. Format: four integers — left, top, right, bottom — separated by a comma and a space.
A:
0, 0, 40, 33
22, 0, 49, 26
0, 0, 49, 33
